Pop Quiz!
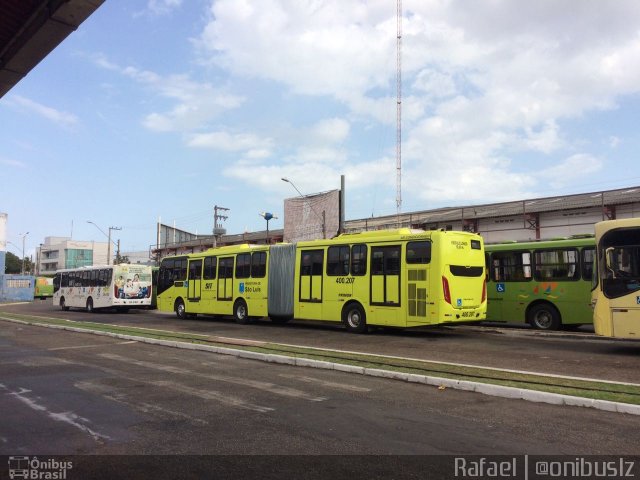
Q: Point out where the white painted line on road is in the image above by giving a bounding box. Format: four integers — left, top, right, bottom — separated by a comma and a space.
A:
146, 379, 274, 413
3, 315, 640, 416
48, 340, 138, 351
98, 352, 327, 402
278, 374, 372, 393
0, 383, 111, 442
75, 380, 208, 426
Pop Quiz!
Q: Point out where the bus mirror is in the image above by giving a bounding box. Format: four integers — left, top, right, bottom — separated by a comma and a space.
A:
605, 247, 614, 270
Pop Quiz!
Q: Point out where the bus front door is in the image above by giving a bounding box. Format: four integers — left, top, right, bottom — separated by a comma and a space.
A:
188, 259, 202, 304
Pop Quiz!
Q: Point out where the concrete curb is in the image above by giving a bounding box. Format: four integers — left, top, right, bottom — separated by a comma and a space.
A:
2, 315, 640, 416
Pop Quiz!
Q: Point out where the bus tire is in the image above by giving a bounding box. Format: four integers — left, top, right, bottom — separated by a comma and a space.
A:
343, 302, 368, 334
60, 297, 69, 311
528, 303, 561, 330
86, 297, 94, 313
234, 299, 250, 324
175, 299, 187, 319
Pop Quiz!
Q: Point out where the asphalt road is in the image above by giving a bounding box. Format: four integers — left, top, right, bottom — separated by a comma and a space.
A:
2, 305, 640, 479
4, 300, 640, 383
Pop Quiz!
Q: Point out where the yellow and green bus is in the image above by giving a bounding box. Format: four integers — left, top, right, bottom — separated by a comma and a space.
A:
157, 228, 487, 332
592, 218, 640, 339
485, 236, 595, 330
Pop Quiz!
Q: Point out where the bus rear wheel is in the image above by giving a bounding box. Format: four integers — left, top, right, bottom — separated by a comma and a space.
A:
86, 298, 94, 313
528, 303, 561, 330
234, 299, 250, 324
175, 299, 186, 319
343, 303, 367, 334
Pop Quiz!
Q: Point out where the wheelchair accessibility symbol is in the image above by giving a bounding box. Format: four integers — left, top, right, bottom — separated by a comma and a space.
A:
496, 283, 505, 293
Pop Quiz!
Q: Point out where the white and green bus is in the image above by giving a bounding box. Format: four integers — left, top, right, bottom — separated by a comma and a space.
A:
485, 236, 595, 330
53, 264, 153, 312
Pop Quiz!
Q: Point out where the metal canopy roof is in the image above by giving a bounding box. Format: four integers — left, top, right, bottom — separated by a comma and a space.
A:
345, 186, 640, 231
0, 0, 104, 99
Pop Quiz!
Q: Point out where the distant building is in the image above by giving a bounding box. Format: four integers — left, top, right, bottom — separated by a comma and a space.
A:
151, 185, 640, 262
120, 250, 154, 266
38, 237, 109, 275
344, 186, 640, 243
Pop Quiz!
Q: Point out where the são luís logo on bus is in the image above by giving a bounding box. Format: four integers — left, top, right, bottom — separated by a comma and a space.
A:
238, 282, 261, 294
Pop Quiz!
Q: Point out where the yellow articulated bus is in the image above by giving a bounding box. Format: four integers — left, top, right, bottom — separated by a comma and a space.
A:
156, 228, 487, 333
591, 218, 640, 339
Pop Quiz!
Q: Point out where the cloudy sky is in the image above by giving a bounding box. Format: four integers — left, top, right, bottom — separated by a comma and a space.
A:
2, 0, 640, 257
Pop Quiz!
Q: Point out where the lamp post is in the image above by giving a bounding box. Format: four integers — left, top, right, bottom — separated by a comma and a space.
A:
281, 177, 326, 239
259, 212, 278, 244
87, 221, 121, 265
19, 232, 28, 274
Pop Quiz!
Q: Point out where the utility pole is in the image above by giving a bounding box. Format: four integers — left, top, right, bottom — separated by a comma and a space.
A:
396, 0, 403, 225
107, 226, 121, 265
213, 206, 229, 248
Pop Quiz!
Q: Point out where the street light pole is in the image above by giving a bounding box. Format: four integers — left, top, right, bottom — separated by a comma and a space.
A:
87, 221, 121, 265
19, 232, 29, 275
281, 177, 326, 239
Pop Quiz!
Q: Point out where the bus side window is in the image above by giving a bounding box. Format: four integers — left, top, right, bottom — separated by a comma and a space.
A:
406, 241, 431, 264
351, 244, 367, 276
251, 251, 267, 278
491, 251, 531, 281
204, 256, 217, 280
327, 246, 349, 276
236, 253, 251, 279
582, 247, 595, 281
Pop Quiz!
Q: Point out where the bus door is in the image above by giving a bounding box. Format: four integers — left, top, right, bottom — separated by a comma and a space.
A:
187, 259, 202, 303
370, 245, 401, 325
405, 241, 431, 325
298, 249, 324, 320
602, 244, 640, 337
217, 257, 234, 302
202, 256, 217, 311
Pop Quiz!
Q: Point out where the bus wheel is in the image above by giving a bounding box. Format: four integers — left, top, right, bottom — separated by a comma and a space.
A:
528, 304, 561, 330
343, 303, 367, 334
60, 297, 69, 311
86, 298, 94, 313
175, 299, 186, 319
234, 299, 250, 324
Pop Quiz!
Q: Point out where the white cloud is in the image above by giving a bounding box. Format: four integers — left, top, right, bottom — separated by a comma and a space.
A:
310, 118, 350, 144
536, 154, 603, 189
7, 95, 79, 128
91, 57, 245, 132
195, 0, 639, 206
609, 136, 621, 148
187, 131, 273, 155
147, 0, 183, 15
0, 156, 27, 169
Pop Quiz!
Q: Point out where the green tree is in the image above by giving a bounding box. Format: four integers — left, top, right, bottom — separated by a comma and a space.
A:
4, 251, 32, 274
114, 253, 130, 265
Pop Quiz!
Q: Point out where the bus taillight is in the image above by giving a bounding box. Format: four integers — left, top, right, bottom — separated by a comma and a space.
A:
442, 276, 451, 304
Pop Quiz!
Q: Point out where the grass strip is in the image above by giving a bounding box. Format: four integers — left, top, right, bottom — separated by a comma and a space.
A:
2, 311, 639, 405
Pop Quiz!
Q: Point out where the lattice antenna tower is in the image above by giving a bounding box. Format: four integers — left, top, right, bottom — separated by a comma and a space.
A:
396, 0, 402, 222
